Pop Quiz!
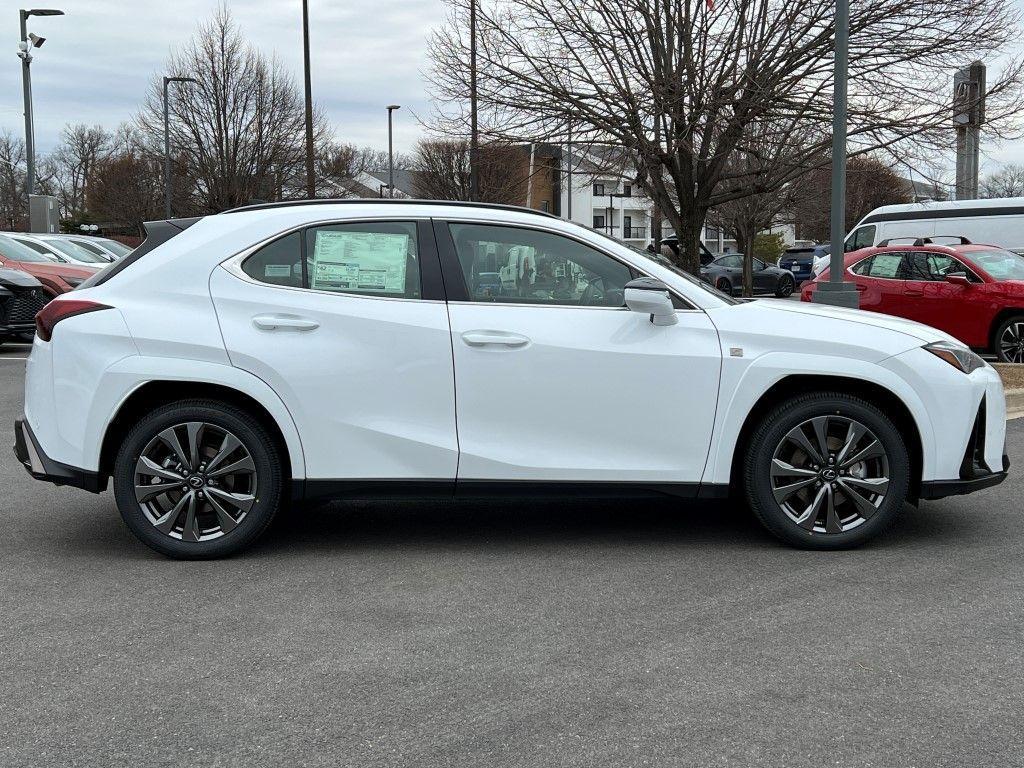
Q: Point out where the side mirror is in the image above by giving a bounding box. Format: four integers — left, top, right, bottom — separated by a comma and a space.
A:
624, 277, 678, 326
945, 273, 972, 287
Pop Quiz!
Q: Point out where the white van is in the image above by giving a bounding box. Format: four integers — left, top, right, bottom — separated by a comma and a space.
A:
845, 197, 1024, 254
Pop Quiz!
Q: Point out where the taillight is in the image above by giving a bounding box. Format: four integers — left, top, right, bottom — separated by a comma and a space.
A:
35, 299, 112, 342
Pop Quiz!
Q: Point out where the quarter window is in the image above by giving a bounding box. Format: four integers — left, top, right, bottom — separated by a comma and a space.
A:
448, 223, 633, 307
242, 232, 302, 287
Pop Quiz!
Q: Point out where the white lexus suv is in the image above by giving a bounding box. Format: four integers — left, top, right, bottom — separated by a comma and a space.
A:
15, 201, 1009, 558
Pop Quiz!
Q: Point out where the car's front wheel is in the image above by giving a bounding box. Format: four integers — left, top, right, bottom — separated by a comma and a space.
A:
994, 315, 1024, 364
716, 277, 733, 295
113, 399, 283, 559
744, 392, 910, 549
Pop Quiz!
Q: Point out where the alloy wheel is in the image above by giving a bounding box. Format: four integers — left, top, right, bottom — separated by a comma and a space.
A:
999, 321, 1024, 364
770, 415, 890, 534
134, 422, 257, 542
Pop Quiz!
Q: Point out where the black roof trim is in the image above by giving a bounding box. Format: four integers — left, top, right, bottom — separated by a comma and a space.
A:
220, 198, 561, 220
861, 205, 1024, 225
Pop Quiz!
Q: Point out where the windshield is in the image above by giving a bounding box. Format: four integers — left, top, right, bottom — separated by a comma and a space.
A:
40, 238, 110, 263
0, 234, 56, 263
968, 249, 1024, 281
593, 231, 741, 305
99, 238, 132, 256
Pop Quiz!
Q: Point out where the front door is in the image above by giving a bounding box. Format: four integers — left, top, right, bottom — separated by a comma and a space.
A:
210, 219, 458, 481
439, 220, 722, 484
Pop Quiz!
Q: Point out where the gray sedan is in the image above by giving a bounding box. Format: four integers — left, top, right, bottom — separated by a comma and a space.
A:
700, 254, 796, 297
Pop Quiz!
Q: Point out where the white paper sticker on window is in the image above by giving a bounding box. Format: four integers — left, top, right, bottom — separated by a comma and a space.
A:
311, 230, 409, 293
264, 264, 293, 278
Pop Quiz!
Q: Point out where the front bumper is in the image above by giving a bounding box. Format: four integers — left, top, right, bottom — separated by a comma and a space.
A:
14, 416, 106, 493
919, 454, 1010, 499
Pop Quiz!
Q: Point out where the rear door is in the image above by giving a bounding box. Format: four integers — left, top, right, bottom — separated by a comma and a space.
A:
210, 218, 459, 482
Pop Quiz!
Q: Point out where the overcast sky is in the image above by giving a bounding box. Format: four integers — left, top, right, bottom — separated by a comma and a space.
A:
2, 0, 1023, 176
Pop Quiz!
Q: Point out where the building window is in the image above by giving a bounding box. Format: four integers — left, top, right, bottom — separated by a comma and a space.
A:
623, 184, 632, 197
593, 183, 605, 196
540, 200, 550, 213
593, 214, 606, 230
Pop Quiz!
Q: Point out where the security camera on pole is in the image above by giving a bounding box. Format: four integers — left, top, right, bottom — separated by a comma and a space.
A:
18, 7, 64, 232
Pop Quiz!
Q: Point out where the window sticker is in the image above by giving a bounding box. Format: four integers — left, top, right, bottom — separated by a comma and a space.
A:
311, 230, 409, 293
871, 253, 902, 278
264, 264, 293, 278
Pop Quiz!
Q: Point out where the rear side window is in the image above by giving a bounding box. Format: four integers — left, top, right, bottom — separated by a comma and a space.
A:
241, 221, 421, 299
242, 232, 302, 287
853, 252, 902, 278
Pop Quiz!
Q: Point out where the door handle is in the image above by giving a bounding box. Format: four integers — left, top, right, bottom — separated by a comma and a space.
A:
905, 290, 923, 297
461, 330, 530, 348
855, 284, 867, 292
252, 314, 320, 331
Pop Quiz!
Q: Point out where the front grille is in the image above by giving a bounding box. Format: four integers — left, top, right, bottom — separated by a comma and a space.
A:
1, 288, 47, 325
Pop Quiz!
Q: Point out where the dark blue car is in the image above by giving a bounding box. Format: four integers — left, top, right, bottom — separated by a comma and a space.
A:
777, 245, 828, 286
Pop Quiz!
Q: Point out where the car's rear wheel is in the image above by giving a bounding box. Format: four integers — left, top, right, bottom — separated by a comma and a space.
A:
994, 315, 1024, 363
716, 277, 733, 295
744, 392, 910, 549
113, 399, 283, 559
775, 275, 794, 298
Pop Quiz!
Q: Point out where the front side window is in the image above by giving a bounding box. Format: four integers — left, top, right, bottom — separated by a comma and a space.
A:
448, 223, 633, 307
241, 221, 421, 298
846, 225, 876, 252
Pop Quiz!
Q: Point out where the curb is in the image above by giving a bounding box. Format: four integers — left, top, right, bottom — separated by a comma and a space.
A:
1006, 388, 1024, 420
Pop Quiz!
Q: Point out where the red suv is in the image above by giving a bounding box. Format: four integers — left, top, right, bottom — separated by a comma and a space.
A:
802, 238, 1024, 363
0, 233, 98, 297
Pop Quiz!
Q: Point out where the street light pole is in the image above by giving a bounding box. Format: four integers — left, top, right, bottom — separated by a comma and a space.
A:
469, 0, 479, 202
386, 105, 400, 199
163, 76, 197, 219
814, 0, 860, 308
18, 8, 64, 199
301, 0, 316, 199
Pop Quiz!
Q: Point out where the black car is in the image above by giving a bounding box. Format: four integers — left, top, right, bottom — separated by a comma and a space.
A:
700, 254, 795, 297
0, 267, 48, 345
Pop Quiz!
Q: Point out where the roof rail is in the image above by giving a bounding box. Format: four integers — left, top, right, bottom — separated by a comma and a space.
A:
220, 197, 562, 220
876, 235, 972, 247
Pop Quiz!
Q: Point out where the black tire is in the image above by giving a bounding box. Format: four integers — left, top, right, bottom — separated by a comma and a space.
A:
775, 275, 794, 298
113, 399, 283, 559
716, 277, 733, 295
993, 315, 1024, 364
743, 392, 910, 549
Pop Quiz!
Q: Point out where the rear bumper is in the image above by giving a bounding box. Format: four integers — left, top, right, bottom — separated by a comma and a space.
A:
13, 416, 106, 493
919, 454, 1010, 500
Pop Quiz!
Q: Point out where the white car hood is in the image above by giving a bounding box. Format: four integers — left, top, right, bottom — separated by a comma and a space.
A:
755, 299, 960, 345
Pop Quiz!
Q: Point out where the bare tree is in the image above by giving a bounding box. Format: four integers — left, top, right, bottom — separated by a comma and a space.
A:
429, 0, 1024, 273
412, 139, 531, 203
0, 130, 28, 231
138, 7, 328, 213
980, 163, 1024, 198
48, 124, 113, 219
791, 155, 913, 243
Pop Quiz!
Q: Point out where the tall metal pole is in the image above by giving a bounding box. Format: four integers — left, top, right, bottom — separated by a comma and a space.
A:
163, 78, 172, 219
386, 105, 400, 198
566, 122, 572, 221
302, 0, 316, 199
19, 11, 35, 197
813, 0, 860, 309
469, 0, 479, 202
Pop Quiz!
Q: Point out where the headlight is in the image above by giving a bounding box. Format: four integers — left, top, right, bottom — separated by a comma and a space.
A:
62, 276, 84, 288
924, 341, 987, 374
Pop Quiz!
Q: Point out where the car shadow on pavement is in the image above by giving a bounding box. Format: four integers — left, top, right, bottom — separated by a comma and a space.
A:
53, 494, 987, 560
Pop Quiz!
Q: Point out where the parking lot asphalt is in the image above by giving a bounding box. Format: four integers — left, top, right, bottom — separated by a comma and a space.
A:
1, 344, 1022, 768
